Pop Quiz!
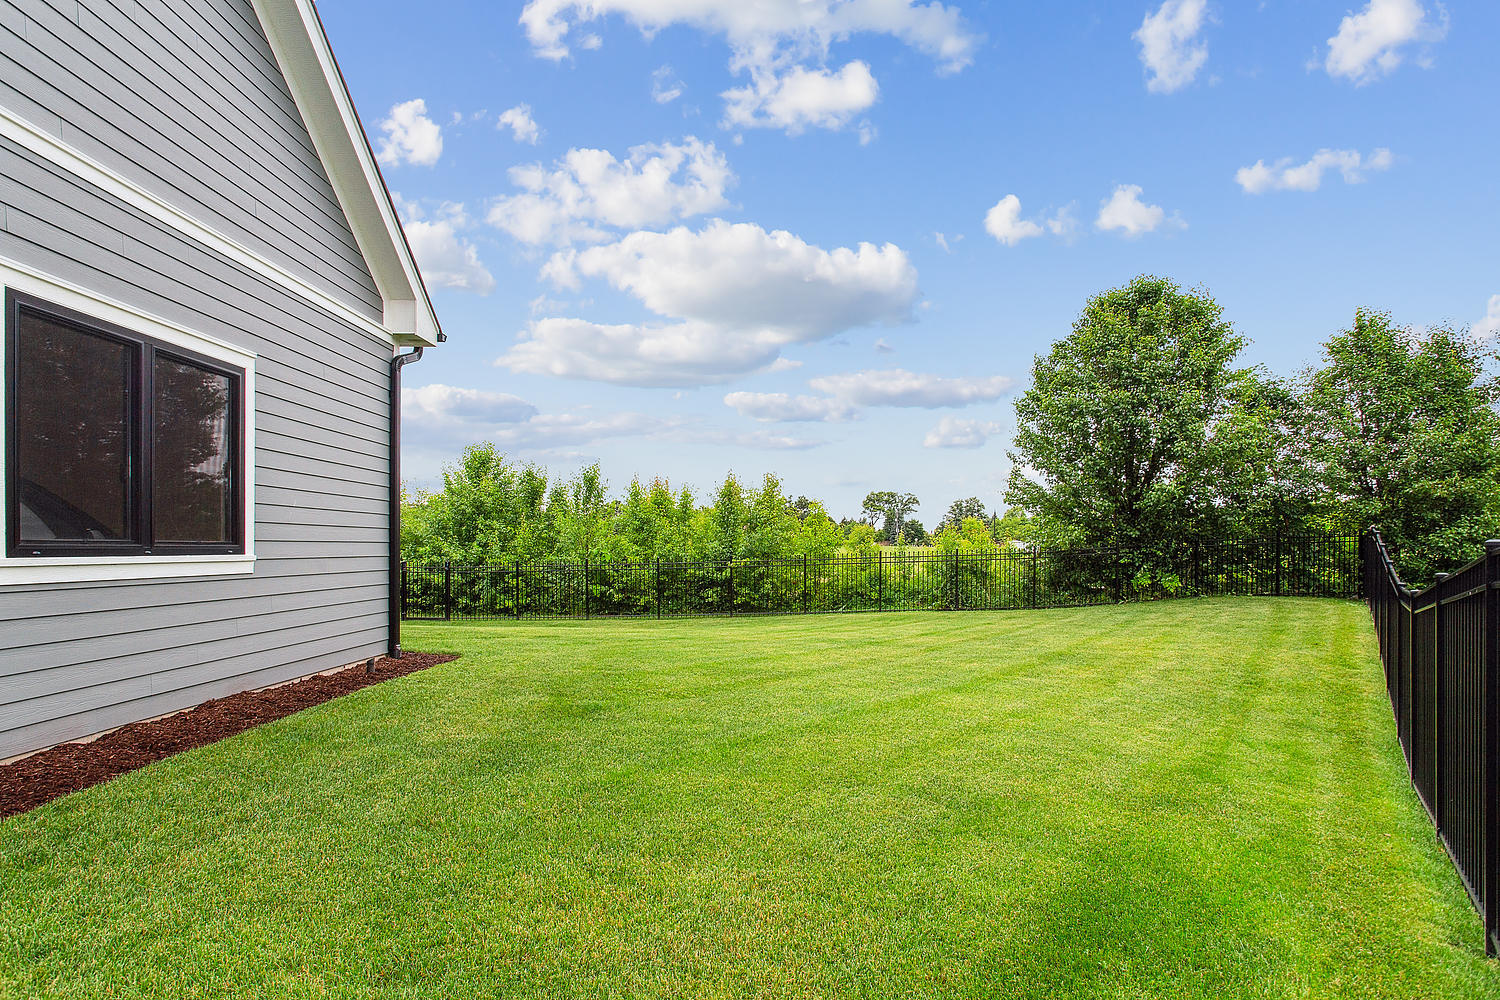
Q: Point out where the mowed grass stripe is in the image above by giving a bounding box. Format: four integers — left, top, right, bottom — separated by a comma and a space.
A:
1, 599, 1496, 998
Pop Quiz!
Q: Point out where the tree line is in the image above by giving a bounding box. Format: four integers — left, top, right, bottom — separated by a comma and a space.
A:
403, 275, 1500, 584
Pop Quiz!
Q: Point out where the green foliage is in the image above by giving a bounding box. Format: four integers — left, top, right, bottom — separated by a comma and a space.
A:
862, 490, 920, 544
1006, 275, 1258, 557
403, 449, 881, 567
409, 285, 1500, 590
1293, 311, 1500, 579
940, 497, 987, 532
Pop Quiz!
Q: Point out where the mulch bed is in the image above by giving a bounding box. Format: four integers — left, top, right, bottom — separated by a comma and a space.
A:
0, 651, 458, 820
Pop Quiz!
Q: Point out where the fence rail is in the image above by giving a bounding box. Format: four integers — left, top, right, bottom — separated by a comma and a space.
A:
1365, 529, 1500, 956
402, 534, 1359, 622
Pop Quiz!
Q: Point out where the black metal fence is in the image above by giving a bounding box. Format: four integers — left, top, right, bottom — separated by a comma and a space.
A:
402, 534, 1359, 622
1364, 529, 1500, 956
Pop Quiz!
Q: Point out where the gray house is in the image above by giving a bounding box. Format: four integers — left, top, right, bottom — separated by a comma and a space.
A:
0, 0, 441, 759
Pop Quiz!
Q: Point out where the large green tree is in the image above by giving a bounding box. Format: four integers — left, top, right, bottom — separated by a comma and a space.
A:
1294, 310, 1500, 579
1005, 275, 1262, 552
861, 490, 919, 544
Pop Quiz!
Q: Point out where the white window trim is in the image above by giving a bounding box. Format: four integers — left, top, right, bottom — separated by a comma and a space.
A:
0, 258, 257, 586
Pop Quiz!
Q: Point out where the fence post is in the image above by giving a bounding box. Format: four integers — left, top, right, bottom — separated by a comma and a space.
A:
1030, 549, 1039, 608
727, 560, 734, 615
878, 551, 884, 612
584, 557, 590, 620
952, 551, 960, 611
1484, 539, 1500, 956
1433, 571, 1449, 840
1274, 532, 1283, 597
443, 560, 452, 621
400, 560, 408, 621
656, 558, 662, 620
802, 555, 809, 614
514, 560, 522, 619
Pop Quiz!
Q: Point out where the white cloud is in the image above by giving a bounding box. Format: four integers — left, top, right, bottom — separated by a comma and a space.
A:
807, 368, 1014, 408
518, 0, 978, 134
486, 137, 734, 246
923, 417, 1003, 449
722, 61, 879, 133
403, 384, 539, 428
498, 104, 541, 144
1473, 295, 1500, 341
376, 99, 443, 167
403, 369, 829, 458
405, 219, 496, 295
984, 196, 1077, 246
723, 392, 859, 422
652, 65, 685, 103
1134, 0, 1209, 94
874, 338, 895, 354
1046, 203, 1079, 239
407, 391, 823, 452
519, 0, 979, 71
1235, 147, 1394, 194
1325, 0, 1448, 85
1095, 184, 1180, 237
395, 200, 495, 295
984, 195, 1044, 247
503, 220, 918, 386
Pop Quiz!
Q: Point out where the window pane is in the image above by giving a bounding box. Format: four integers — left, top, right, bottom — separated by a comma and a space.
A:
152, 356, 234, 544
14, 311, 133, 541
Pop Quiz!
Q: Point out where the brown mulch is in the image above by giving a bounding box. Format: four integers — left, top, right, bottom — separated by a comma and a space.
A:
0, 651, 458, 820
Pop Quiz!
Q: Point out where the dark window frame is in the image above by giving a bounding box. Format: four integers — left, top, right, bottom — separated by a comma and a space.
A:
5, 290, 246, 559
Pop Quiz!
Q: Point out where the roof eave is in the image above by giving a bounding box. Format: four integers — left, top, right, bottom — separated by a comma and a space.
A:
251, 0, 443, 348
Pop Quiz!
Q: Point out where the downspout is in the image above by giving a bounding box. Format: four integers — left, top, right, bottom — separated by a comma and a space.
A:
388, 343, 429, 658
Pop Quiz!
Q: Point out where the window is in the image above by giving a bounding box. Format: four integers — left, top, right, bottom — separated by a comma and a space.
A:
6, 291, 244, 558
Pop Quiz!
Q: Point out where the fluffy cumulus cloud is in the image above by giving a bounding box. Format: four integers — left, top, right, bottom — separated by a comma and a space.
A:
723, 392, 859, 422
497, 104, 541, 144
376, 99, 443, 167
1134, 0, 1209, 94
486, 138, 734, 246
503, 220, 918, 386
923, 417, 1003, 449
1325, 0, 1448, 85
396, 201, 495, 295
808, 368, 1013, 408
518, 0, 979, 135
1095, 184, 1180, 237
984, 195, 1044, 247
1474, 295, 1500, 341
1235, 148, 1394, 194
722, 61, 879, 133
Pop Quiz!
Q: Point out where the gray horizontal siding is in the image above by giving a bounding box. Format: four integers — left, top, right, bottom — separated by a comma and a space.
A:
0, 0, 382, 319
1, 633, 388, 761
0, 118, 401, 757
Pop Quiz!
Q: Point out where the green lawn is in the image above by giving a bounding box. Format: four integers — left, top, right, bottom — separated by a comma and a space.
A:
2, 599, 1497, 998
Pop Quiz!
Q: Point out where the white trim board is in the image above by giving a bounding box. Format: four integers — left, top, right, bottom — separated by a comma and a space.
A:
0, 259, 258, 587
0, 105, 428, 349
251, 0, 441, 346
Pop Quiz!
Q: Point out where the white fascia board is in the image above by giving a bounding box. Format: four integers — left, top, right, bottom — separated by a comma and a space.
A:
251, 0, 442, 348
0, 258, 258, 586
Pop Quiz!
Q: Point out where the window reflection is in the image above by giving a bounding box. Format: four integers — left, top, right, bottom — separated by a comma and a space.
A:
15, 313, 132, 541
152, 357, 233, 544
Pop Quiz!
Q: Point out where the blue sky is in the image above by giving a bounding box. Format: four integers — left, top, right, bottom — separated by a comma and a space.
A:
320, 0, 1499, 523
